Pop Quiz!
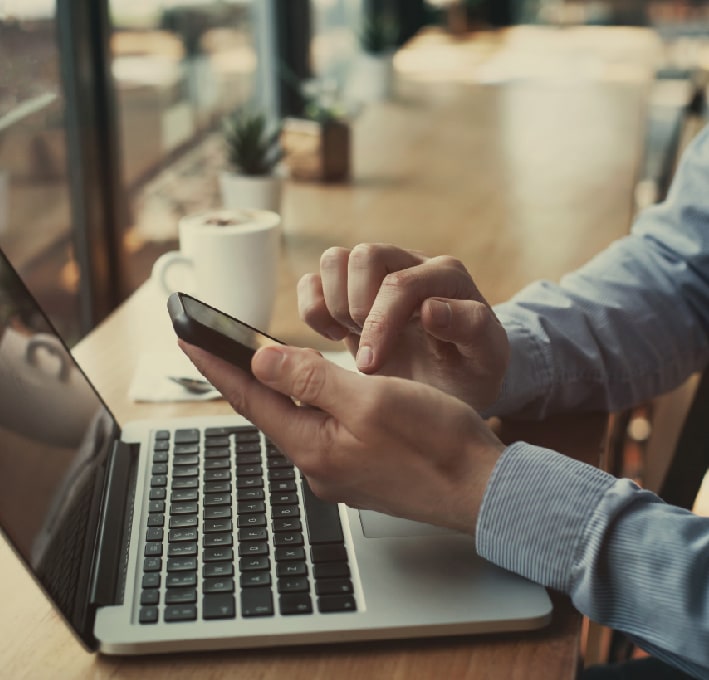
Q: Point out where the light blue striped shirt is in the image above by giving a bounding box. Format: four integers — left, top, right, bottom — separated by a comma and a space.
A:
477, 123, 709, 678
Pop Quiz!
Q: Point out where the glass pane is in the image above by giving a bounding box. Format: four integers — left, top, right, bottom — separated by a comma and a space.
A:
0, 2, 83, 345
108, 0, 272, 292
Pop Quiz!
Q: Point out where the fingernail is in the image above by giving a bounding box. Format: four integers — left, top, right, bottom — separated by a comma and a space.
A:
255, 346, 286, 382
428, 299, 452, 328
356, 344, 373, 370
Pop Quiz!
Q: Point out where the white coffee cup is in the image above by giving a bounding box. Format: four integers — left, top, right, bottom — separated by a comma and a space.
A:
151, 209, 281, 330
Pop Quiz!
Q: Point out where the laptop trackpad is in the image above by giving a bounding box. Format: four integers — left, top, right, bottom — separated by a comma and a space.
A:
359, 510, 458, 538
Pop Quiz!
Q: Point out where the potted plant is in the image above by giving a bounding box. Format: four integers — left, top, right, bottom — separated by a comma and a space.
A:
281, 78, 353, 183
219, 107, 283, 213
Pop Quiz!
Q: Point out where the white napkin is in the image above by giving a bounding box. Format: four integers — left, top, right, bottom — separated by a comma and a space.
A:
129, 348, 221, 402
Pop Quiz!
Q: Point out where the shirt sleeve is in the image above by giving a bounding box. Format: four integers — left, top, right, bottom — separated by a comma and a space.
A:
476, 443, 709, 679
486, 122, 709, 419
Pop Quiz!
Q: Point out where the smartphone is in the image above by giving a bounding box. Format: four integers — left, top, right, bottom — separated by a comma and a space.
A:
167, 292, 286, 374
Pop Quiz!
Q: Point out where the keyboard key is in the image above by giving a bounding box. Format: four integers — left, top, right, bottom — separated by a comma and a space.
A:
313, 562, 350, 579
237, 500, 265, 514
139, 606, 159, 624
169, 515, 198, 529
167, 542, 198, 557
153, 451, 168, 463
173, 466, 199, 478
155, 430, 170, 440
140, 589, 159, 605
271, 506, 300, 520
270, 480, 297, 493
280, 593, 313, 616
143, 557, 162, 572
168, 528, 198, 543
152, 463, 168, 475
302, 481, 344, 544
236, 477, 263, 489
150, 476, 167, 488
277, 562, 308, 577
203, 593, 236, 620
204, 447, 230, 460
173, 454, 199, 466
203, 533, 233, 548
241, 572, 271, 588
315, 579, 353, 595
204, 506, 231, 520
273, 518, 301, 533
204, 519, 233, 533
203, 562, 234, 578
204, 459, 230, 471
241, 587, 274, 617
165, 588, 197, 604
145, 527, 164, 542
274, 532, 303, 547
174, 429, 200, 444
275, 547, 305, 562
317, 595, 356, 613
310, 544, 347, 563
237, 488, 265, 501
167, 557, 197, 572
149, 488, 167, 500
238, 527, 268, 542
203, 547, 234, 562
203, 577, 235, 593
237, 514, 267, 529
166, 572, 198, 589
204, 481, 231, 494
171, 489, 199, 502
204, 469, 231, 482
204, 436, 230, 448
204, 493, 231, 506
149, 500, 165, 513
238, 542, 269, 557
170, 502, 199, 515
174, 444, 199, 455
142, 573, 161, 589
277, 577, 309, 593
147, 513, 164, 527
144, 542, 163, 557
172, 477, 198, 490
164, 605, 198, 622
239, 556, 270, 572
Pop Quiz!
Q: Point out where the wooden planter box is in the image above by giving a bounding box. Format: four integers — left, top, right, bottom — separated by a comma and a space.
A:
281, 117, 350, 183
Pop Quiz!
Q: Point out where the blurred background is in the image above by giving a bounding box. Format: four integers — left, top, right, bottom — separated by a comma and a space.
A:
1, 0, 708, 345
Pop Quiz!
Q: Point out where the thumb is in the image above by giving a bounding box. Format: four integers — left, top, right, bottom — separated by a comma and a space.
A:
421, 297, 502, 358
252, 345, 360, 414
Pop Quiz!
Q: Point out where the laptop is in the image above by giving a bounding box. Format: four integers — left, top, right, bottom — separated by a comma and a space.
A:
0, 248, 551, 655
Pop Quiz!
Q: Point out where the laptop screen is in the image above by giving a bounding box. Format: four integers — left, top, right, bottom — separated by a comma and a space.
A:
0, 252, 116, 644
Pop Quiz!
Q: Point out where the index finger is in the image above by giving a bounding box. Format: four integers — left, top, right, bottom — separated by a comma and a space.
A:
357, 257, 483, 372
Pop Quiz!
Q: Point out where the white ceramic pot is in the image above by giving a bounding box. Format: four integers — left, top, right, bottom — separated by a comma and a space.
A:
351, 51, 395, 102
218, 171, 283, 214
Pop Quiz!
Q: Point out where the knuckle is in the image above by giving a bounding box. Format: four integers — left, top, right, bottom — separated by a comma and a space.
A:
320, 246, 349, 272
291, 360, 327, 404
432, 254, 467, 272
348, 243, 379, 269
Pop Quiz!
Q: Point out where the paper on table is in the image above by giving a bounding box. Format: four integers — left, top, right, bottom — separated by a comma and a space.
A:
129, 349, 220, 402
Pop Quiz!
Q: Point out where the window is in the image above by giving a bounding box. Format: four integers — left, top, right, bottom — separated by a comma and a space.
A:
0, 2, 82, 344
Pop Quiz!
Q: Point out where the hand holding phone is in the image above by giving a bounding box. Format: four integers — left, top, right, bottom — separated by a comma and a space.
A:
167, 292, 285, 375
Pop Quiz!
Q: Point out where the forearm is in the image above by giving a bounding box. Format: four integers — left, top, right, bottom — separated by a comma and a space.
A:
476, 443, 709, 678
487, 124, 709, 419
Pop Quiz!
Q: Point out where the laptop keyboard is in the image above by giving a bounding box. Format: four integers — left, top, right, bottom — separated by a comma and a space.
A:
138, 426, 356, 625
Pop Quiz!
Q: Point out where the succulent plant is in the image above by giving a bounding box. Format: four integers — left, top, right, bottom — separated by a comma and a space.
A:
223, 108, 282, 177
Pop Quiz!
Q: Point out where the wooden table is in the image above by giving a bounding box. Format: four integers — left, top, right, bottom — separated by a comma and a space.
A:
0, 27, 657, 679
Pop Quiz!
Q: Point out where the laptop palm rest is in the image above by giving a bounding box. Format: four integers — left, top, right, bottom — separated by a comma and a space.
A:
359, 510, 458, 538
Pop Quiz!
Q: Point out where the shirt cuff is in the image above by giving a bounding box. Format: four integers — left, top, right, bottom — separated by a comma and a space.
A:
475, 442, 616, 592
481, 312, 552, 419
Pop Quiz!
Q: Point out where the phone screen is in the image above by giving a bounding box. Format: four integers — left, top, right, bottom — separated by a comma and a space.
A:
181, 295, 267, 351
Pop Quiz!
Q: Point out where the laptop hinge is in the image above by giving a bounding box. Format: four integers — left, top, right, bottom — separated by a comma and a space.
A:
90, 440, 139, 607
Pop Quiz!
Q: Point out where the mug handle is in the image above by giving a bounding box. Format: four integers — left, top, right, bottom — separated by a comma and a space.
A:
151, 251, 194, 296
